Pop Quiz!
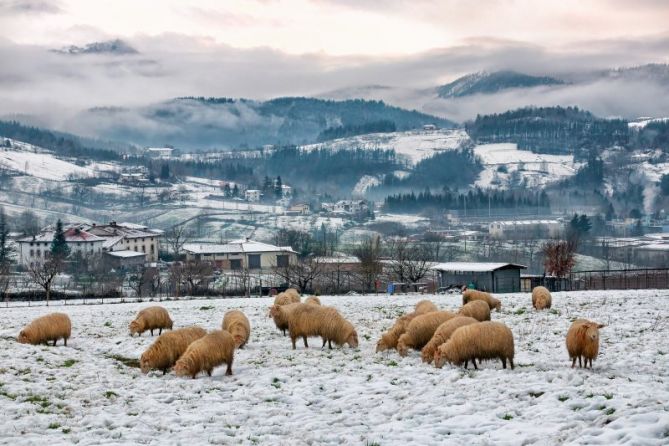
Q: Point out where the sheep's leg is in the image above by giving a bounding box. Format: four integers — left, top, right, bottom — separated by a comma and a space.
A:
53, 339, 57, 346
502, 357, 507, 369
303, 336, 308, 348
571, 357, 576, 368
328, 340, 332, 350
162, 369, 167, 375
159, 328, 163, 335
464, 360, 468, 369
64, 337, 68, 347
291, 335, 297, 350
509, 358, 514, 370
578, 356, 582, 368
225, 363, 233, 376
282, 329, 286, 336
473, 358, 478, 370
206, 369, 212, 377
150, 329, 154, 336
321, 338, 327, 348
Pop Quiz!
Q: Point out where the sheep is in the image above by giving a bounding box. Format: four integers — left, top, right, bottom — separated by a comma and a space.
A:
284, 288, 301, 303
375, 311, 422, 352
434, 321, 515, 370
174, 330, 235, 378
420, 316, 479, 364
140, 326, 207, 374
222, 310, 251, 348
566, 319, 605, 369
269, 302, 301, 335
462, 289, 502, 312
283, 303, 358, 350
129, 306, 173, 337
273, 292, 292, 306
396, 311, 457, 357
17, 313, 71, 346
532, 286, 552, 310
305, 296, 321, 305
458, 300, 491, 322
414, 300, 438, 314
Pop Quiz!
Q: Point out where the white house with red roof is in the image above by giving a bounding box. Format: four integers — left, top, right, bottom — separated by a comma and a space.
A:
17, 225, 105, 267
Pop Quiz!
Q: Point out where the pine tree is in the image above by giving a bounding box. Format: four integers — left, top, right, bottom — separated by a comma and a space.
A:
51, 219, 70, 261
275, 176, 283, 199
0, 206, 10, 265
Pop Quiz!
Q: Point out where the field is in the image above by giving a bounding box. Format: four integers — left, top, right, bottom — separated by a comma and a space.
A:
0, 290, 668, 445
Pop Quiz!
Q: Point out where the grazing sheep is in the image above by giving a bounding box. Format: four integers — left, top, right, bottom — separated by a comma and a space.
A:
174, 330, 235, 378
284, 288, 301, 303
284, 303, 358, 350
222, 310, 251, 348
129, 306, 173, 337
396, 311, 457, 357
434, 321, 515, 370
140, 326, 207, 374
566, 319, 605, 369
273, 292, 292, 306
421, 316, 479, 364
17, 313, 71, 346
532, 286, 552, 310
305, 296, 321, 305
462, 289, 502, 312
269, 302, 301, 335
375, 311, 422, 352
458, 300, 491, 322
414, 300, 438, 314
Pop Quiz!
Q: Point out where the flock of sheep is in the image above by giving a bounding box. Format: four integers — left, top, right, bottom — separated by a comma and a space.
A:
15, 286, 605, 378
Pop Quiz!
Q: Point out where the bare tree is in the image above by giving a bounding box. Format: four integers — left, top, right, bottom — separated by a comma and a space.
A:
542, 239, 577, 278
274, 256, 324, 293
128, 266, 160, 298
0, 262, 12, 303
386, 238, 433, 284
181, 260, 213, 295
28, 259, 62, 305
168, 262, 184, 298
351, 236, 382, 292
164, 225, 193, 257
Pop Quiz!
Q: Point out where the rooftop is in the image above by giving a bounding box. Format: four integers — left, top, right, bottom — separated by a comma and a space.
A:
183, 239, 296, 255
105, 250, 146, 258
432, 262, 527, 272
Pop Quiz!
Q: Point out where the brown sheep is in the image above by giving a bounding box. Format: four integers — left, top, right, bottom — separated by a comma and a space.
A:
421, 316, 479, 364
305, 296, 321, 305
222, 310, 251, 348
434, 321, 515, 370
283, 303, 358, 350
17, 313, 71, 346
532, 286, 552, 310
273, 292, 292, 306
269, 302, 301, 335
462, 289, 501, 312
174, 330, 235, 378
375, 311, 422, 352
566, 319, 605, 369
396, 311, 457, 357
414, 300, 438, 314
458, 300, 491, 322
140, 326, 207, 374
284, 288, 301, 303
129, 306, 173, 337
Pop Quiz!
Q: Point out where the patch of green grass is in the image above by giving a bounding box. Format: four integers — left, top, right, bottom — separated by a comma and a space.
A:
366, 374, 372, 382
271, 378, 281, 389
604, 408, 616, 415
199, 305, 215, 311
104, 391, 118, 399
48, 422, 61, 430
365, 442, 381, 446
558, 395, 569, 402
603, 393, 613, 400
549, 308, 560, 315
106, 354, 140, 368
62, 428, 71, 434
61, 359, 77, 368
25, 394, 50, 408
35, 357, 44, 363
502, 414, 513, 420
514, 308, 526, 315
363, 334, 371, 341
386, 360, 398, 367
104, 321, 112, 327
585, 393, 594, 399
528, 391, 544, 398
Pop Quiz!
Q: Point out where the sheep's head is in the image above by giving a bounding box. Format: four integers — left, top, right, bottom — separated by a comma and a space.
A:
375, 336, 389, 352
268, 305, 281, 319
346, 330, 359, 348
233, 334, 245, 348
493, 300, 502, 312
166, 318, 174, 330
17, 330, 29, 344
396, 338, 409, 357
434, 348, 446, 369
129, 320, 142, 336
585, 322, 605, 343
434, 343, 454, 368
139, 353, 151, 374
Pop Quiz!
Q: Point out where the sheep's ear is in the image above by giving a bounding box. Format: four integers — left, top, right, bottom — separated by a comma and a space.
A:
596, 323, 605, 329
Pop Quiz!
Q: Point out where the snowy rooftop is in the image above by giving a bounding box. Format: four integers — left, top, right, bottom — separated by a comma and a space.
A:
490, 220, 561, 226
183, 239, 296, 255
18, 227, 104, 243
105, 250, 146, 258
432, 262, 527, 272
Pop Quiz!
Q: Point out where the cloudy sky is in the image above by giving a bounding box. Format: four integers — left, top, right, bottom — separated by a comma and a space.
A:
0, 0, 668, 126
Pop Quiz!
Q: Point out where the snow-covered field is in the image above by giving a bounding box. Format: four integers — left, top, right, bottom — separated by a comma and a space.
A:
474, 143, 580, 189
1, 290, 668, 445
302, 129, 469, 164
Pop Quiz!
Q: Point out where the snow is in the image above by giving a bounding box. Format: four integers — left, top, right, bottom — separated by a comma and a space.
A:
473, 143, 580, 189
432, 262, 526, 272
628, 117, 669, 129
352, 175, 380, 196
1, 290, 668, 445
302, 129, 470, 164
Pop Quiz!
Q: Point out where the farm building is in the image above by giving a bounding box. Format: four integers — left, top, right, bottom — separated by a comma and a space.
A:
183, 239, 297, 271
432, 262, 526, 293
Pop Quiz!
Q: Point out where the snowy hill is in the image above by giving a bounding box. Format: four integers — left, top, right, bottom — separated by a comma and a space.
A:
301, 128, 470, 164
436, 71, 565, 98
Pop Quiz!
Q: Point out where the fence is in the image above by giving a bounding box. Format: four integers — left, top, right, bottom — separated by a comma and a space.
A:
567, 268, 669, 291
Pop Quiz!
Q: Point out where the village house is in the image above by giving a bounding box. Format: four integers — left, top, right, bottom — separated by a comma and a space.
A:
144, 147, 175, 159
333, 200, 369, 214
488, 219, 563, 239
245, 189, 261, 202
17, 226, 105, 267
183, 239, 297, 271
85, 221, 162, 262
286, 203, 311, 216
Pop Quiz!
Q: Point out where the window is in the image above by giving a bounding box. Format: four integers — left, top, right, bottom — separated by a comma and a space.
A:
29, 250, 34, 257
230, 259, 242, 270
248, 254, 261, 269
276, 255, 289, 268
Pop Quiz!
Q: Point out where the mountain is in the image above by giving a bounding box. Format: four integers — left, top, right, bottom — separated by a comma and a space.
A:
74, 97, 455, 150
52, 39, 138, 55
436, 70, 565, 98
